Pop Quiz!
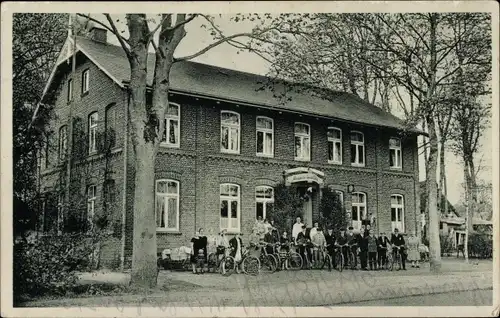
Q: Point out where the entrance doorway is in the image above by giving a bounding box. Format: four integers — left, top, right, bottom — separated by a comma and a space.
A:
296, 185, 316, 227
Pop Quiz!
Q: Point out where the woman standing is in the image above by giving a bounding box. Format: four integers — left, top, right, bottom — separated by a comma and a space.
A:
190, 228, 207, 274
229, 232, 244, 273
406, 231, 421, 268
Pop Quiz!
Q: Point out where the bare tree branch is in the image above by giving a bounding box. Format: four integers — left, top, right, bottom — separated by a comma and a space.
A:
103, 14, 131, 58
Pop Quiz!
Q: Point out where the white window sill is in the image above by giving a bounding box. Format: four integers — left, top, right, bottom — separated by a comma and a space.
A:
256, 153, 274, 158
160, 143, 180, 149
156, 229, 181, 234
223, 230, 241, 235
221, 149, 240, 155
351, 163, 365, 167
389, 166, 403, 171
295, 157, 311, 162
328, 160, 342, 165
110, 147, 123, 154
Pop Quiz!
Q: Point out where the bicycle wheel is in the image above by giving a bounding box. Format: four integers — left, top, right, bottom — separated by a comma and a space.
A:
335, 253, 344, 272
350, 252, 356, 269
242, 255, 260, 276
261, 254, 278, 273
321, 253, 332, 271
207, 253, 217, 273
221, 255, 235, 276
288, 252, 303, 270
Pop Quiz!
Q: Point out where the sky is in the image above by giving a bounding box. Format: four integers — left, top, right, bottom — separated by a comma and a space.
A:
84, 14, 493, 205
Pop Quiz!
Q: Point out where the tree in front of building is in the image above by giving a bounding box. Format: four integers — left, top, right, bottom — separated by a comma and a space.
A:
318, 187, 346, 233
267, 182, 304, 234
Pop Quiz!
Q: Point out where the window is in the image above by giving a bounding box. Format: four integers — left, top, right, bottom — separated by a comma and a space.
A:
67, 79, 73, 102
221, 111, 240, 153
88, 112, 98, 154
255, 186, 274, 220
389, 137, 402, 169
350, 131, 365, 166
58, 126, 68, 161
44, 132, 52, 168
391, 195, 405, 232
155, 179, 180, 231
256, 116, 273, 157
220, 183, 240, 232
57, 192, 64, 235
161, 103, 180, 147
328, 127, 342, 164
103, 179, 116, 212
82, 69, 90, 94
351, 192, 366, 231
294, 123, 310, 161
105, 104, 117, 149
87, 185, 96, 228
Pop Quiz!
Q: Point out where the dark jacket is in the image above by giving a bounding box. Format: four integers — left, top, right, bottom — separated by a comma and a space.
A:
296, 231, 310, 245
391, 234, 405, 247
346, 233, 356, 245
336, 234, 348, 246
366, 235, 378, 253
325, 233, 336, 247
377, 236, 390, 248
357, 233, 367, 251
229, 236, 243, 257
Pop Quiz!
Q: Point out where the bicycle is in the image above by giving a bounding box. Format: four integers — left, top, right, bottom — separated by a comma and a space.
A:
240, 246, 261, 276
277, 243, 303, 270
207, 247, 235, 276
347, 243, 358, 270
377, 246, 390, 270
296, 241, 313, 269
258, 242, 278, 273
319, 245, 333, 271
390, 245, 404, 271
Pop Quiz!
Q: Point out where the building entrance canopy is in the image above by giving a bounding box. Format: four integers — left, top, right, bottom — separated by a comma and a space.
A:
283, 167, 324, 186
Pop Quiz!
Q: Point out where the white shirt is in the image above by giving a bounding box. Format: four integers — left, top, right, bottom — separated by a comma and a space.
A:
292, 222, 304, 241
309, 227, 318, 240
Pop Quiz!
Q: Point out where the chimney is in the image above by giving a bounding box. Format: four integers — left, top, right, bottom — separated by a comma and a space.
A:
89, 26, 107, 43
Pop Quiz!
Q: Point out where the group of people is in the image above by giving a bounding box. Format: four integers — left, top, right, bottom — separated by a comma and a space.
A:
188, 216, 423, 274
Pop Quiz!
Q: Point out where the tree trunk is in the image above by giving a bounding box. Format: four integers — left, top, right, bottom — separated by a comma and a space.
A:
426, 115, 442, 272
127, 14, 158, 288
439, 139, 448, 216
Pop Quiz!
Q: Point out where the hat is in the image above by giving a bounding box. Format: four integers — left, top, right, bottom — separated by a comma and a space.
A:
301, 225, 306, 229
394, 228, 399, 232
348, 226, 354, 230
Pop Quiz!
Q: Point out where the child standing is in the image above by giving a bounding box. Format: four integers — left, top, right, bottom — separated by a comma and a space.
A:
196, 249, 205, 274
366, 229, 378, 270
311, 227, 326, 267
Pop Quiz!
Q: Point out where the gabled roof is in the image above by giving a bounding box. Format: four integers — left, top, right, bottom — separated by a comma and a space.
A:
44, 35, 425, 134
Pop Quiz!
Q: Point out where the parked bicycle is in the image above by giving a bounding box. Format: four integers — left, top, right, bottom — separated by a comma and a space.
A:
390, 245, 404, 271
277, 243, 303, 270
207, 247, 235, 276
318, 245, 333, 271
240, 246, 261, 276
258, 242, 278, 273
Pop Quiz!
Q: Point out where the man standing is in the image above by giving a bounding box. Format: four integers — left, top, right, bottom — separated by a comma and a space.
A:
391, 228, 406, 270
292, 216, 304, 245
325, 228, 337, 269
366, 229, 378, 270
335, 228, 349, 269
296, 225, 312, 269
377, 231, 390, 269
357, 227, 368, 270
346, 226, 358, 268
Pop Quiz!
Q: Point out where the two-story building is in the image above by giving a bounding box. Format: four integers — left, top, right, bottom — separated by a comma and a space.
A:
39, 28, 424, 268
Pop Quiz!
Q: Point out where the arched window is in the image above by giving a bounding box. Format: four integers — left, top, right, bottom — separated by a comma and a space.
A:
88, 112, 98, 154
294, 122, 310, 161
58, 125, 68, 161
328, 127, 342, 164
391, 194, 405, 232
350, 131, 365, 166
220, 183, 240, 232
156, 179, 180, 231
389, 137, 402, 169
255, 186, 274, 220
161, 103, 180, 147
221, 111, 240, 153
256, 116, 274, 157
351, 192, 366, 230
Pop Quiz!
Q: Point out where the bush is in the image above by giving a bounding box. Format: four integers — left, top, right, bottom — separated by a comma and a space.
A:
319, 187, 346, 232
439, 234, 454, 256
468, 231, 493, 259
13, 233, 105, 302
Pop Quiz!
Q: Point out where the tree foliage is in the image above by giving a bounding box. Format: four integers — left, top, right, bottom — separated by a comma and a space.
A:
318, 187, 346, 232
267, 182, 304, 234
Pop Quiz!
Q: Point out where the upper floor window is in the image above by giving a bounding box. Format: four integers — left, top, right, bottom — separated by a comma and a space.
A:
328, 127, 342, 164
389, 137, 402, 169
58, 125, 68, 161
156, 179, 180, 231
255, 186, 274, 220
294, 123, 310, 161
220, 183, 240, 232
256, 116, 274, 157
88, 112, 98, 154
391, 194, 405, 232
67, 79, 73, 102
350, 131, 365, 166
105, 104, 117, 149
351, 192, 366, 231
161, 103, 180, 147
221, 111, 240, 154
82, 69, 90, 94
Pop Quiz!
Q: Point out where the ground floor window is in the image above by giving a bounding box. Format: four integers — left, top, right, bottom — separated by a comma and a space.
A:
391, 194, 405, 232
156, 179, 180, 231
351, 192, 366, 230
220, 183, 240, 232
255, 186, 274, 220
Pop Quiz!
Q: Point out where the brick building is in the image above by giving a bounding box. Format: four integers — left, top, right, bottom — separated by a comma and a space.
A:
39, 28, 423, 268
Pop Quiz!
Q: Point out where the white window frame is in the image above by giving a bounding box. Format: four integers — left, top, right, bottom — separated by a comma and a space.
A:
220, 111, 241, 154
82, 69, 90, 94
105, 104, 117, 148
155, 179, 180, 232
255, 186, 274, 220
256, 116, 274, 157
294, 122, 311, 161
328, 127, 342, 164
161, 103, 181, 148
58, 125, 68, 161
350, 131, 365, 167
351, 192, 366, 231
87, 185, 96, 228
67, 78, 73, 102
391, 194, 405, 232
88, 112, 98, 154
389, 137, 402, 169
220, 183, 240, 233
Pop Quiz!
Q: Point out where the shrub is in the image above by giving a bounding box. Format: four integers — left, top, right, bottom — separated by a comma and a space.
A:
13, 232, 107, 302
468, 231, 493, 259
319, 187, 346, 232
439, 234, 454, 256
267, 182, 304, 233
